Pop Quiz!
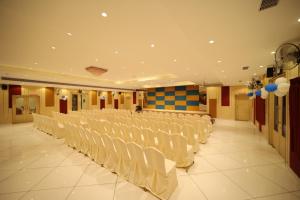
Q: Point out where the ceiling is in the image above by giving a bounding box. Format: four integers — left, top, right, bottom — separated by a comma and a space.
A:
0, 0, 300, 89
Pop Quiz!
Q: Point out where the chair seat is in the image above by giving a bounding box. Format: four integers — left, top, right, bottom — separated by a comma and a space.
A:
165, 158, 176, 174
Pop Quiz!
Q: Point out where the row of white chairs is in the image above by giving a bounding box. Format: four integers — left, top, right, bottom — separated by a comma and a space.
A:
33, 113, 178, 200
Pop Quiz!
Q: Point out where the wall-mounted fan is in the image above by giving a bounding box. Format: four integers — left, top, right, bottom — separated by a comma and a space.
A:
274, 43, 300, 75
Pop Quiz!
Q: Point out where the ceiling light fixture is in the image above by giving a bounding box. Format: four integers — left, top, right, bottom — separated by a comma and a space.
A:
271, 51, 276, 54
34, 62, 38, 65
95, 58, 99, 62
298, 18, 300, 22
217, 60, 222, 63
66, 32, 72, 36
140, 61, 145, 64
114, 50, 119, 54
173, 59, 177, 62
253, 73, 257, 76
150, 44, 155, 48
209, 40, 215, 44
51, 46, 56, 50
259, 65, 264, 68
221, 70, 225, 73
101, 12, 108, 17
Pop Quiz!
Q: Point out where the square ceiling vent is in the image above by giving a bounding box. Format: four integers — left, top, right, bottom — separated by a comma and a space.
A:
85, 66, 108, 76
259, 0, 279, 11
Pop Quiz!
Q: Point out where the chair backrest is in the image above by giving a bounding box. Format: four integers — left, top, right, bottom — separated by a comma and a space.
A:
171, 134, 188, 154
144, 147, 166, 176
112, 138, 130, 161
102, 134, 116, 152
127, 142, 146, 167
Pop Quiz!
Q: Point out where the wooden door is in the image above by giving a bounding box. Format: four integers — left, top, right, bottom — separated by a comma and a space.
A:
209, 99, 217, 118
289, 77, 300, 177
235, 94, 251, 121
100, 99, 105, 109
12, 95, 40, 123
60, 99, 68, 114
114, 99, 119, 109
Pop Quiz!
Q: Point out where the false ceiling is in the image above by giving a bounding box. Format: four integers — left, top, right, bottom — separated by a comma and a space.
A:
0, 0, 300, 89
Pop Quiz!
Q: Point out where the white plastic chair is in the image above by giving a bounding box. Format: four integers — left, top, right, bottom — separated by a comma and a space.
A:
144, 147, 178, 200
171, 134, 194, 168
127, 142, 149, 188
112, 138, 131, 179
102, 134, 118, 172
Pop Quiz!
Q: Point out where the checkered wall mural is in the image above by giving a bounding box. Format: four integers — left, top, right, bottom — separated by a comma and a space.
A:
145, 85, 200, 111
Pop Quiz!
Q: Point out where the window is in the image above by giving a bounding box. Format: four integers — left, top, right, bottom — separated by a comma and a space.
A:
282, 96, 286, 137
274, 96, 279, 132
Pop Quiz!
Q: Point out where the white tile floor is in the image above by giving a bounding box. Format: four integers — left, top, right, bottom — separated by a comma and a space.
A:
0, 120, 299, 200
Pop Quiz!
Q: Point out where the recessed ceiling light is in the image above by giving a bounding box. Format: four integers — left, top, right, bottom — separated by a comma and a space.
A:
259, 65, 264, 68
217, 60, 222, 63
173, 59, 177, 62
140, 61, 145, 64
66, 32, 72, 36
298, 18, 300, 22
101, 12, 108, 17
253, 73, 257, 76
95, 58, 99, 62
221, 70, 225, 73
186, 67, 190, 71
114, 50, 119, 54
115, 81, 122, 84
150, 44, 155, 48
271, 51, 276, 54
209, 40, 215, 44
34, 62, 38, 65
29, 67, 33, 70
51, 46, 56, 50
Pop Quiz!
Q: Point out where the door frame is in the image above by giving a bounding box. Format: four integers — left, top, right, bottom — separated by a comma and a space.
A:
12, 95, 40, 123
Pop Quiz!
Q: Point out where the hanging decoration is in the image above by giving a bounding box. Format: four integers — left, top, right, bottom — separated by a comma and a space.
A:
247, 77, 290, 99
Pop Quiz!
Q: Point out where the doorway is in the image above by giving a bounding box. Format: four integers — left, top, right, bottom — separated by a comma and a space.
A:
12, 95, 40, 123
268, 93, 287, 159
80, 94, 88, 110
209, 99, 217, 118
60, 99, 68, 114
235, 94, 251, 121
72, 94, 78, 111
114, 99, 119, 109
100, 99, 105, 109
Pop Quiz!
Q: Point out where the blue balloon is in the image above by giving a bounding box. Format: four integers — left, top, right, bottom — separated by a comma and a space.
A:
265, 83, 278, 92
255, 90, 261, 96
247, 92, 253, 97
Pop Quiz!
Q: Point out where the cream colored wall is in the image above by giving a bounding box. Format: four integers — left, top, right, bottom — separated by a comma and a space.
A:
0, 85, 135, 123
207, 86, 248, 120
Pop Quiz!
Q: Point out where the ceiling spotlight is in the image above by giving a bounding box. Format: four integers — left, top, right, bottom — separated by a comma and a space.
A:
221, 70, 225, 73
298, 18, 300, 22
271, 51, 276, 54
95, 58, 99, 62
209, 40, 215, 44
150, 44, 155, 48
173, 59, 177, 62
66, 32, 72, 36
114, 50, 119, 54
217, 60, 222, 63
51, 46, 56, 50
140, 61, 145, 64
34, 62, 38, 65
101, 12, 108, 17
115, 81, 122, 84
253, 73, 257, 76
259, 65, 264, 68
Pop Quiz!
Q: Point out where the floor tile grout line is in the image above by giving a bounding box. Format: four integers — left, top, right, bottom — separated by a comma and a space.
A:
112, 175, 119, 200
187, 174, 209, 200
15, 150, 75, 200
64, 164, 90, 200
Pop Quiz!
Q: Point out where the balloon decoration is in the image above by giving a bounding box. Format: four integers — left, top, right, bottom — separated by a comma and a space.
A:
255, 90, 261, 97
265, 83, 277, 92
247, 77, 290, 100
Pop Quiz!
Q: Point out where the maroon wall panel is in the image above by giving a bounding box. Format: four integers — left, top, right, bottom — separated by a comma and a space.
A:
255, 96, 265, 131
59, 99, 68, 114
289, 77, 300, 177
133, 92, 136, 104
9, 85, 21, 108
221, 86, 230, 106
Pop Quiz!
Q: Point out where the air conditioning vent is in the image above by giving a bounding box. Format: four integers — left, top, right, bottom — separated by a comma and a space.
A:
259, 0, 279, 11
85, 66, 108, 76
242, 66, 250, 70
